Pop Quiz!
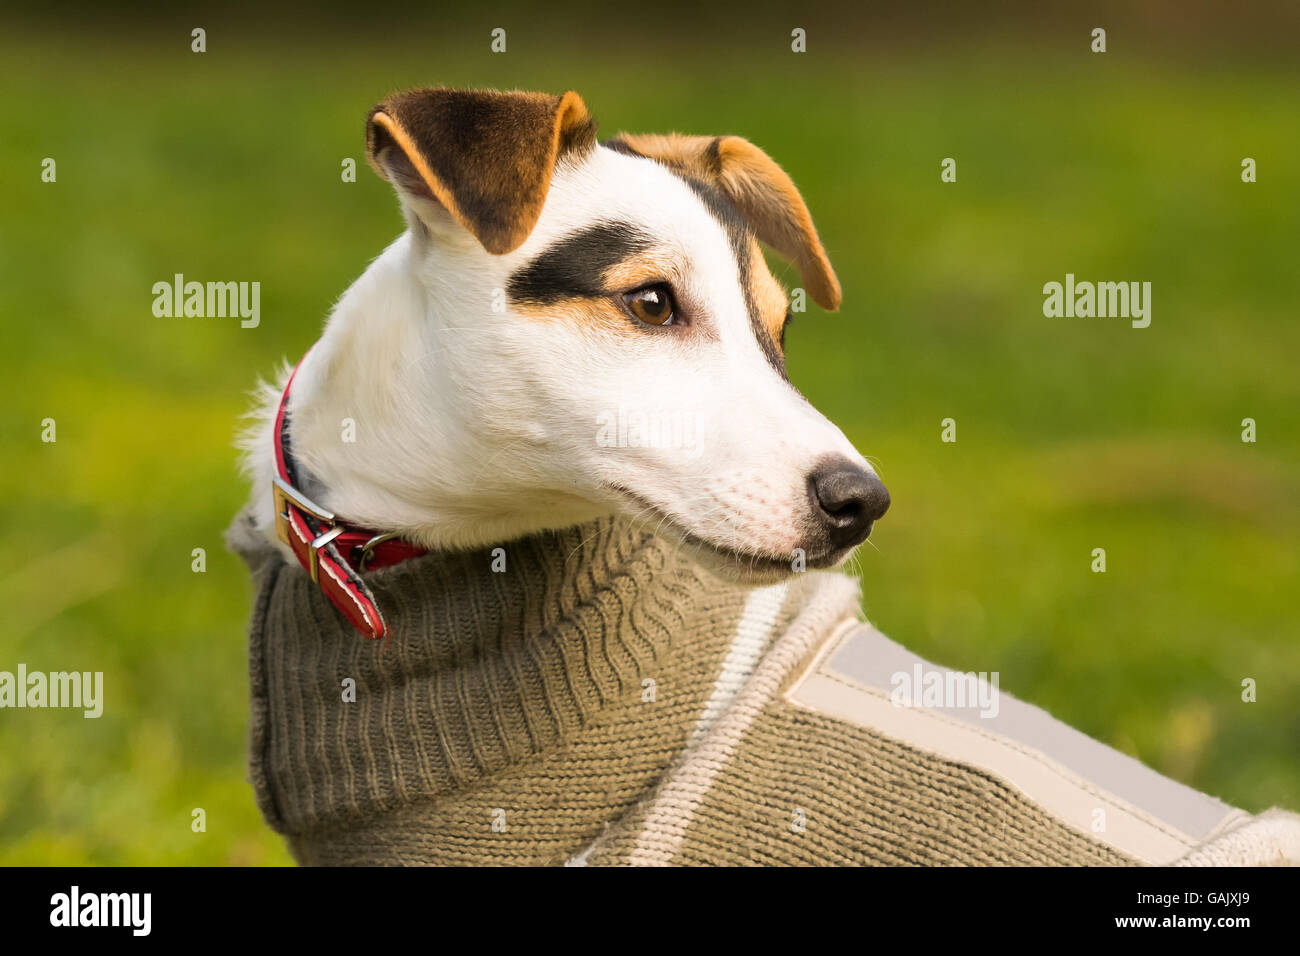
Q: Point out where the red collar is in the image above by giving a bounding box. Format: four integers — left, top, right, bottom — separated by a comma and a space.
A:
271, 354, 427, 639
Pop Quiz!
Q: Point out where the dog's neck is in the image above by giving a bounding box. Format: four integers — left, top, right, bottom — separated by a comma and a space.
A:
246, 229, 608, 555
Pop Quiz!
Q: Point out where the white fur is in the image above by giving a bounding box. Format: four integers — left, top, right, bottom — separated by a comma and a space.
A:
240, 144, 873, 577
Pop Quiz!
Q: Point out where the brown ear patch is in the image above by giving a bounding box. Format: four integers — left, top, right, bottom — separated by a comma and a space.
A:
610, 132, 841, 311
366, 88, 596, 255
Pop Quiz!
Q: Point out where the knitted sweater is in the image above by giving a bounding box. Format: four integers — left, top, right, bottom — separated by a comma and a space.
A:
228, 512, 1299, 866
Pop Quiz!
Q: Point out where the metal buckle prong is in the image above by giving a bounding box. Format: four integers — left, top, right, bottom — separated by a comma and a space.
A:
307, 526, 346, 583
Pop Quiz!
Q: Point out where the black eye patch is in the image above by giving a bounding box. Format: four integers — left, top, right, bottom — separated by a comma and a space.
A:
507, 220, 656, 306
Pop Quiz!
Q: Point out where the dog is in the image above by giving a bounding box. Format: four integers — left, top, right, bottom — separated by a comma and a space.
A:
232, 88, 1287, 867
239, 87, 887, 599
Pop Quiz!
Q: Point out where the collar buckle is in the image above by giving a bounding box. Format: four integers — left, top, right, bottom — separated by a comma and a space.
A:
272, 476, 344, 583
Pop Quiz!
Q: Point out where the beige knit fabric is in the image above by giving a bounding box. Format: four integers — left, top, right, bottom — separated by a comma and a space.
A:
584, 704, 1129, 865
231, 512, 1149, 866
576, 583, 1130, 867
1173, 810, 1300, 867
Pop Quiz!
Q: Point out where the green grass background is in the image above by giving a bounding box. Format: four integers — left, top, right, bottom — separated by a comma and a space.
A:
1, 6, 1297, 864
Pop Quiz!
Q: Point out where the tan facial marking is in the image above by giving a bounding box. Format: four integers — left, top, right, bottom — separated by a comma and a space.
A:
598, 248, 682, 293
512, 297, 642, 338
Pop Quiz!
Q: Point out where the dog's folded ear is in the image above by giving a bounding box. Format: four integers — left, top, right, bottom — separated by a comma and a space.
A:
366, 88, 596, 255
611, 133, 841, 311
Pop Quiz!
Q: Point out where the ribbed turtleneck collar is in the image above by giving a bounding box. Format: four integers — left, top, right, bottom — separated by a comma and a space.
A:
233, 512, 765, 854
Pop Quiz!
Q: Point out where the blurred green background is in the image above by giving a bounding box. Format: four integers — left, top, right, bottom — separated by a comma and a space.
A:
1, 3, 1297, 864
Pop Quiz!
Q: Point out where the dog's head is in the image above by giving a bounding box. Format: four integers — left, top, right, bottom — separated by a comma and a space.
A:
360, 87, 887, 579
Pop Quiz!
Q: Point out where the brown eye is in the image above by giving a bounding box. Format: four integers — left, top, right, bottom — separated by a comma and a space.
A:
623, 285, 676, 326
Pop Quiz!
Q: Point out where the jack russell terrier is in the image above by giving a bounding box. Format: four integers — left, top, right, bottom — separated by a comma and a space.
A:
230, 88, 1296, 866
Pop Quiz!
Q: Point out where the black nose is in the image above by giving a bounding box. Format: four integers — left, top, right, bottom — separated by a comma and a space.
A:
808, 457, 890, 550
